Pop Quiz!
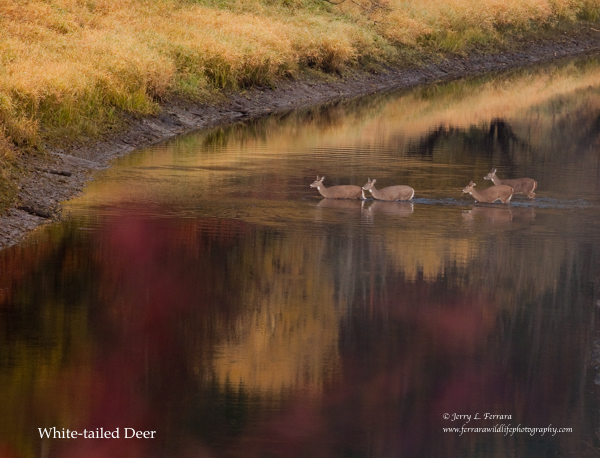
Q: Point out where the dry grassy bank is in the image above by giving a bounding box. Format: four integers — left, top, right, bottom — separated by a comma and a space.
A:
0, 0, 599, 212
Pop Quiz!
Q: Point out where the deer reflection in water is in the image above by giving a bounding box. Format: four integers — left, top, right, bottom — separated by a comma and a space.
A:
462, 205, 514, 224
316, 198, 365, 210
462, 205, 536, 225
314, 197, 365, 223
365, 200, 414, 219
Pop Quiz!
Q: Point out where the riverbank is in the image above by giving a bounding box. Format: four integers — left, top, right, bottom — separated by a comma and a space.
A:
2, 26, 600, 249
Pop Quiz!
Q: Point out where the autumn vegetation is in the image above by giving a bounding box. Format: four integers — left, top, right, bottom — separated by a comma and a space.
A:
0, 0, 599, 210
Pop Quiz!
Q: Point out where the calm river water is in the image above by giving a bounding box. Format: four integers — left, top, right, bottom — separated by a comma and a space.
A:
2, 55, 600, 458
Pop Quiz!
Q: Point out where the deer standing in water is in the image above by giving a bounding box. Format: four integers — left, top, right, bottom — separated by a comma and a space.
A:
310, 176, 364, 199
484, 168, 537, 198
362, 178, 414, 201
462, 181, 514, 204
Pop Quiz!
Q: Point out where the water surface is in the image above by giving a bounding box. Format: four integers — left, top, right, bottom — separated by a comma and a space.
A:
2, 55, 600, 457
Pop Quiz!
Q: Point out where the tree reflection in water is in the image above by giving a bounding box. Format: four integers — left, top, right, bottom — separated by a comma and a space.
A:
0, 205, 596, 457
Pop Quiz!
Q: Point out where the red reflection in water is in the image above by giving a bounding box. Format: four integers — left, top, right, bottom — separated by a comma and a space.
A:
51, 213, 252, 458
0, 211, 591, 457
0, 444, 21, 458
227, 280, 500, 458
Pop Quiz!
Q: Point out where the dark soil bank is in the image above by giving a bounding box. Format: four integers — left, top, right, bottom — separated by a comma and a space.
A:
3, 28, 600, 249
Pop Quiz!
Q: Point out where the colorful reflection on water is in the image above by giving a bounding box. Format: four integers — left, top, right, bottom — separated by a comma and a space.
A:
2, 55, 600, 457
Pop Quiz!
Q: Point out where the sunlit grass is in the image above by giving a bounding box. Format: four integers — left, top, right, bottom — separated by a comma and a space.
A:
339, 0, 600, 50
0, 0, 599, 213
0, 0, 385, 148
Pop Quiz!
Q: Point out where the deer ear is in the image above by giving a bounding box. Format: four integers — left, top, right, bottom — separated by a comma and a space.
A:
492, 168, 497, 173
321, 176, 325, 181
372, 178, 376, 183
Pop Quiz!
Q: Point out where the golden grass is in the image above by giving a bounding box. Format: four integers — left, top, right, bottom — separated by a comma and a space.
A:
0, 0, 384, 147
340, 0, 600, 50
0, 0, 598, 201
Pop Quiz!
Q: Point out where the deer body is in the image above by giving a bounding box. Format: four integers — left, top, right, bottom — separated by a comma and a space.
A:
362, 178, 414, 201
310, 176, 364, 200
462, 181, 514, 204
484, 168, 537, 198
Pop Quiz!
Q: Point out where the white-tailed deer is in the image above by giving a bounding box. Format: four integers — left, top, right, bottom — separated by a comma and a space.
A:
310, 176, 364, 199
362, 178, 414, 201
462, 181, 514, 204
483, 168, 537, 198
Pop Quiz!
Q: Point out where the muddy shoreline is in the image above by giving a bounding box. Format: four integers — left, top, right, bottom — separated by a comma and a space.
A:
3, 28, 600, 249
